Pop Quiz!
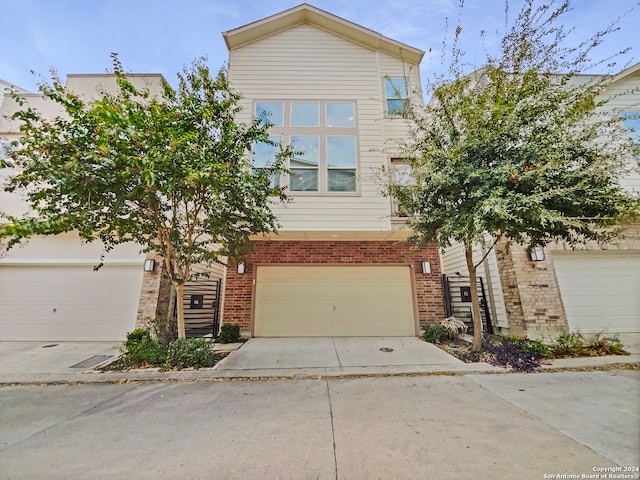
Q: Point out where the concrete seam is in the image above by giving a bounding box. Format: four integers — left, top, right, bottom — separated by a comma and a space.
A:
332, 338, 343, 367
325, 379, 339, 480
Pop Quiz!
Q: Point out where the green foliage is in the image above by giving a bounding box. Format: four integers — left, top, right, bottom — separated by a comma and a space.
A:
1, 54, 294, 338
509, 336, 551, 358
165, 338, 215, 369
423, 324, 448, 343
218, 324, 241, 344
549, 331, 628, 358
121, 329, 167, 366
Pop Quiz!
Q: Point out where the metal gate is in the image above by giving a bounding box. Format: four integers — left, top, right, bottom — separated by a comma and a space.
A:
442, 274, 493, 335
181, 279, 222, 338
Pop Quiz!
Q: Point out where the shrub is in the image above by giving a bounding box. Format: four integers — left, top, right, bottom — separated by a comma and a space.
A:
482, 336, 541, 372
165, 338, 215, 369
423, 324, 448, 343
121, 328, 167, 366
550, 331, 628, 358
440, 316, 467, 340
550, 331, 586, 358
218, 324, 241, 344
509, 337, 551, 359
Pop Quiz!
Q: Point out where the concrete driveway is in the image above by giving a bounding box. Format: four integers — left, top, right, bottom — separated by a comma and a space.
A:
215, 336, 495, 376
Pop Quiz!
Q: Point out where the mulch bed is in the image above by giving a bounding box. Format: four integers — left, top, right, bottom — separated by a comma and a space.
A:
97, 351, 230, 372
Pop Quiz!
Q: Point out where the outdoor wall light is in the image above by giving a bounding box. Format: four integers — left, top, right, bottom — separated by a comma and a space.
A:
421, 261, 431, 274
144, 259, 156, 272
529, 246, 545, 262
237, 262, 246, 274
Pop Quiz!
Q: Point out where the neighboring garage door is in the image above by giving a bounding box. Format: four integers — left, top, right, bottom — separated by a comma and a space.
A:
553, 252, 640, 334
0, 264, 144, 341
254, 265, 416, 337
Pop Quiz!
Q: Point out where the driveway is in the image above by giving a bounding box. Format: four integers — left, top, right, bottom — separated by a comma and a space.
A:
215, 337, 494, 376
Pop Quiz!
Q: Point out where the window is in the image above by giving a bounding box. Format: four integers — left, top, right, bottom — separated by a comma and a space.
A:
252, 135, 282, 188
384, 77, 408, 116
620, 112, 640, 166
255, 101, 284, 126
254, 100, 358, 194
389, 158, 413, 216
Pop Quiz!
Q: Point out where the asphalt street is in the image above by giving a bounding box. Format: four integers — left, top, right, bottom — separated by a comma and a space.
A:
1, 371, 638, 480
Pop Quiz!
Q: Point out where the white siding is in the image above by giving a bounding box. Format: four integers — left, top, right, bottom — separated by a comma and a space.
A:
229, 24, 420, 232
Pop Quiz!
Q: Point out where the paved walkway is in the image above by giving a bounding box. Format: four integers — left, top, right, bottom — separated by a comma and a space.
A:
0, 337, 638, 385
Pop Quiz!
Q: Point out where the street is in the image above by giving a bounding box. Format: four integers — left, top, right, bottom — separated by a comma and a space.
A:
1, 371, 638, 480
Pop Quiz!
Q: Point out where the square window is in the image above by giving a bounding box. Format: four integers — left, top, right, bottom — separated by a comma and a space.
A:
256, 102, 284, 126
290, 136, 319, 167
252, 136, 281, 167
326, 136, 356, 167
328, 169, 356, 192
290, 169, 318, 191
291, 102, 319, 127
326, 102, 355, 127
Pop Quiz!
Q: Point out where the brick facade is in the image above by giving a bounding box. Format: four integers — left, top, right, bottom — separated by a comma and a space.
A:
495, 241, 569, 339
222, 240, 445, 335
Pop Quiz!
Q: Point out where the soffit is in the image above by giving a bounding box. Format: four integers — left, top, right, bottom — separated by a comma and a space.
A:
222, 3, 424, 65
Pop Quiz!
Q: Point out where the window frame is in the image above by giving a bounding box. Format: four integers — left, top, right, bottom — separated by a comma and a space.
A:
620, 111, 640, 166
254, 99, 360, 196
384, 77, 409, 117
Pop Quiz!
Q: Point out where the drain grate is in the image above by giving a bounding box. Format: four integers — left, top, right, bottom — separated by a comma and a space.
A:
70, 355, 113, 369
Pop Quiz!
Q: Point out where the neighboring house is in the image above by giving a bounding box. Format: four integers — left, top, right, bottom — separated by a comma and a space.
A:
441, 63, 640, 339
0, 75, 162, 341
215, 4, 445, 337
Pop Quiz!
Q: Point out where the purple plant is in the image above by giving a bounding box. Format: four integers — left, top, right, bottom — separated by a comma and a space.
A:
482, 337, 541, 372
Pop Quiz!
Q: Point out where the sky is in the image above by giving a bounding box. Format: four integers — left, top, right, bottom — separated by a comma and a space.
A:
1, 0, 639, 93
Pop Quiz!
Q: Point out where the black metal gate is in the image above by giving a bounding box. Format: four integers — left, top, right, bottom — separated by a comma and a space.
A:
442, 274, 493, 335
181, 279, 222, 338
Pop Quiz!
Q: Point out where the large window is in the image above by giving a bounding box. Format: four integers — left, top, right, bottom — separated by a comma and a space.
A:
621, 111, 640, 166
384, 77, 408, 116
253, 100, 358, 193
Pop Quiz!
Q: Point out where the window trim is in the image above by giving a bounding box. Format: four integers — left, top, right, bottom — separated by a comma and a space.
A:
383, 77, 409, 118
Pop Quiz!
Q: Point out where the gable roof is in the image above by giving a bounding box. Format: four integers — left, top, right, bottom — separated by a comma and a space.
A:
222, 3, 424, 65
610, 61, 640, 85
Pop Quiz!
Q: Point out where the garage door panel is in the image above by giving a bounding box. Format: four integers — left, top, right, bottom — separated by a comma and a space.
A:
554, 253, 640, 334
0, 264, 144, 341
254, 266, 416, 337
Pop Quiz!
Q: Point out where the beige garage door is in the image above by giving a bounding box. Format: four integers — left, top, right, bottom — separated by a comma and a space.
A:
254, 265, 416, 337
553, 253, 640, 334
0, 264, 144, 341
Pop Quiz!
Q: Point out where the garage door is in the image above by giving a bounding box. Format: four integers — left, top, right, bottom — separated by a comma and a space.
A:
254, 265, 416, 337
0, 264, 144, 341
553, 253, 640, 334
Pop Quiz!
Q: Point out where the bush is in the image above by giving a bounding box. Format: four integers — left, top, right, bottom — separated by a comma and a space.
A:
165, 338, 215, 369
121, 328, 167, 366
440, 316, 467, 340
550, 331, 628, 358
218, 324, 241, 344
423, 324, 448, 343
509, 337, 551, 359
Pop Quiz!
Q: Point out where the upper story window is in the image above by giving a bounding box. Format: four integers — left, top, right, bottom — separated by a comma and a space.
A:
253, 100, 358, 194
389, 158, 412, 217
384, 77, 408, 116
620, 111, 640, 166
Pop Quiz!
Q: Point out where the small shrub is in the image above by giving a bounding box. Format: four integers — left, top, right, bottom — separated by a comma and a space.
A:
550, 331, 628, 358
165, 338, 215, 370
121, 328, 167, 366
440, 316, 467, 340
482, 336, 541, 372
218, 324, 241, 344
423, 324, 448, 343
509, 337, 551, 359
550, 331, 586, 358
586, 334, 628, 356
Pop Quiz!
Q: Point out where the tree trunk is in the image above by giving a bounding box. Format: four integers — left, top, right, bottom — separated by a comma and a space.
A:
175, 282, 186, 339
465, 245, 484, 352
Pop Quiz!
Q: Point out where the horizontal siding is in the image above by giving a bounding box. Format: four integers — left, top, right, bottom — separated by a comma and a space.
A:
229, 24, 417, 231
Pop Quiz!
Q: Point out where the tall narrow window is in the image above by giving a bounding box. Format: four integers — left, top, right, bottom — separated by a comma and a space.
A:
384, 77, 408, 116
327, 136, 356, 192
252, 135, 282, 188
621, 112, 640, 166
390, 158, 412, 216
290, 135, 319, 191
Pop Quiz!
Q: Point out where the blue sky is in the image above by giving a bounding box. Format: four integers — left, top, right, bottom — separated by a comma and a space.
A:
1, 0, 638, 92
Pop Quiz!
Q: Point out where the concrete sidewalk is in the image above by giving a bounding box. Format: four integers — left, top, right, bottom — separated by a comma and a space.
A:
0, 337, 638, 385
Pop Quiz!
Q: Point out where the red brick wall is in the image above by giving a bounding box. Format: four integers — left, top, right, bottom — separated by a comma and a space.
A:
222, 240, 445, 334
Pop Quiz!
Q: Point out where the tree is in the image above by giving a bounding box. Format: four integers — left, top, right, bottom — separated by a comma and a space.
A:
386, 1, 640, 351
1, 55, 292, 339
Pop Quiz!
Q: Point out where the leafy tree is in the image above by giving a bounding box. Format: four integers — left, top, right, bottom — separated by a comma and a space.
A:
386, 1, 640, 351
1, 55, 292, 339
